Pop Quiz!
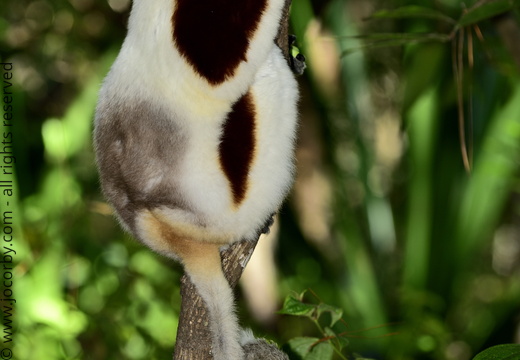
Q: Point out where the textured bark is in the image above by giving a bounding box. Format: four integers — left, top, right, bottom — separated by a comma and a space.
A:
172, 274, 214, 359
172, 238, 261, 360
221, 239, 259, 289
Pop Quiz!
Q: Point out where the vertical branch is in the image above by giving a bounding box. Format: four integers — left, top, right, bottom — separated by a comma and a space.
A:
467, 27, 474, 169
173, 275, 214, 360
172, 237, 262, 360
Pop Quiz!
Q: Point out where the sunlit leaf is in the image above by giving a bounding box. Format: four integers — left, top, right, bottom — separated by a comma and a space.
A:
130, 250, 177, 285
278, 294, 316, 318
138, 301, 178, 347
456, 83, 520, 259
103, 242, 129, 268
79, 285, 105, 314
96, 270, 119, 296
65, 256, 91, 289
42, 118, 67, 162
123, 332, 149, 359
41, 75, 100, 162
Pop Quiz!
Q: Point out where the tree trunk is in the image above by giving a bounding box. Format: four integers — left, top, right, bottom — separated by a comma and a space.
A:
172, 239, 259, 359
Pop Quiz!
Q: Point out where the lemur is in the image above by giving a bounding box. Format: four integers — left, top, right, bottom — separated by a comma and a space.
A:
94, 0, 300, 359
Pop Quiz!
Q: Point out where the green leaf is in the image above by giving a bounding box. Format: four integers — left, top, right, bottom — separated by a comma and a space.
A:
288, 337, 320, 357
472, 344, 520, 360
335, 334, 350, 351
316, 303, 343, 328
287, 337, 334, 360
340, 33, 450, 57
306, 342, 335, 360
278, 294, 316, 318
458, 0, 519, 27
369, 6, 456, 24
324, 327, 349, 352
350, 33, 450, 42
279, 294, 344, 326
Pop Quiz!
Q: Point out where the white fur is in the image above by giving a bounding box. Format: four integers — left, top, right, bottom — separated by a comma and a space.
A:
99, 0, 299, 245
240, 328, 258, 346
191, 269, 244, 360
95, 0, 298, 359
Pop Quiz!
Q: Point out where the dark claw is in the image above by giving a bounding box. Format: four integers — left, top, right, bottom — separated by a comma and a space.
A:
258, 213, 276, 236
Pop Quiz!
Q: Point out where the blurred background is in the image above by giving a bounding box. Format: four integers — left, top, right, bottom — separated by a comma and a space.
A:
1, 0, 519, 359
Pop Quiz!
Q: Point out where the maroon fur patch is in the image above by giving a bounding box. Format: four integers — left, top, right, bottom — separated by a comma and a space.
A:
172, 0, 268, 85
219, 91, 256, 205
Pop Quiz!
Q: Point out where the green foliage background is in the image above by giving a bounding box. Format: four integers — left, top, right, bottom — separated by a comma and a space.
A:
1, 0, 519, 359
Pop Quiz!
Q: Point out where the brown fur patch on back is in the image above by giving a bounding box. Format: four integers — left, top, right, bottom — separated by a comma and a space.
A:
218, 91, 256, 206
172, 0, 268, 85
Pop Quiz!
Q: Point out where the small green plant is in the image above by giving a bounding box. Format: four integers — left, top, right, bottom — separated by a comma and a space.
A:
279, 290, 393, 359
